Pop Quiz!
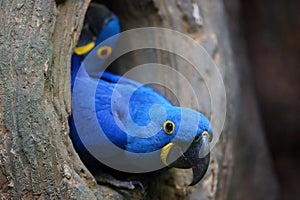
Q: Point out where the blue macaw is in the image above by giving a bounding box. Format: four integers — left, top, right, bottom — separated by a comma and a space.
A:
70, 3, 212, 186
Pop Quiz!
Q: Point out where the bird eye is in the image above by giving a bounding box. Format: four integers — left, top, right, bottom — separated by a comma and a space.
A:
97, 46, 112, 59
163, 120, 175, 135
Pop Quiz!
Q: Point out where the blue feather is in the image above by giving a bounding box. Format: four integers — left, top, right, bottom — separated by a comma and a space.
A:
69, 4, 212, 175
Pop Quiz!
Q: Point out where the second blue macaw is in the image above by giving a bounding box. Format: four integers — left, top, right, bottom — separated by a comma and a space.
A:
70, 3, 212, 186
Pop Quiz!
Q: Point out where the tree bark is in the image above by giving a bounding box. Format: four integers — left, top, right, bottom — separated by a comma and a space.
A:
0, 0, 278, 199
0, 0, 105, 199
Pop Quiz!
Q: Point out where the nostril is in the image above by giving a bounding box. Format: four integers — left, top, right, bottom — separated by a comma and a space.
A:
194, 131, 211, 143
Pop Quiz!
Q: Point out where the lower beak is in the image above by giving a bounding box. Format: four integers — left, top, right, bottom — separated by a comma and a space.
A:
161, 133, 211, 186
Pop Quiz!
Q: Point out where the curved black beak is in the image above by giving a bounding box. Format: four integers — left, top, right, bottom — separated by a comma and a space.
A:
164, 132, 211, 186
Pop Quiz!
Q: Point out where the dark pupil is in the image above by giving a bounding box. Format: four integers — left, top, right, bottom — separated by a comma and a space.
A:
166, 122, 173, 132
101, 49, 108, 55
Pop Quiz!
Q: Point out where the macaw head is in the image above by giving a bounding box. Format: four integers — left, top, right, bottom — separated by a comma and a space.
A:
154, 106, 213, 186
158, 106, 212, 186
74, 3, 120, 57
71, 3, 120, 87
114, 92, 212, 185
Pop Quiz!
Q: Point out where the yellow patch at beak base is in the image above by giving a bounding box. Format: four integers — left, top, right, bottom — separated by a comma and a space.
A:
160, 142, 174, 166
74, 41, 95, 55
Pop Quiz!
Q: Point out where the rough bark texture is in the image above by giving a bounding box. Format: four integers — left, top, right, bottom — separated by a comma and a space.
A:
0, 0, 278, 199
0, 0, 106, 199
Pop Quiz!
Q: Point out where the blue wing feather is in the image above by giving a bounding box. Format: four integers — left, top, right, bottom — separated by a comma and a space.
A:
100, 71, 172, 106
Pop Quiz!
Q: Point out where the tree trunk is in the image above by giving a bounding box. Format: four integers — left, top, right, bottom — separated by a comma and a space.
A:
0, 0, 278, 199
0, 0, 104, 199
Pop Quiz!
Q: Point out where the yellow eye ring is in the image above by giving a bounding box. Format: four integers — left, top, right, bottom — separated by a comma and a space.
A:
97, 46, 112, 59
163, 120, 175, 135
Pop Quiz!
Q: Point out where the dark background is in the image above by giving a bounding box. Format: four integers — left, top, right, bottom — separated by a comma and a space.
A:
241, 0, 300, 199
91, 0, 299, 198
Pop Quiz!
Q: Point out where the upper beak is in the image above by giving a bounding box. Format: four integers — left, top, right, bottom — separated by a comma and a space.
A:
161, 131, 211, 186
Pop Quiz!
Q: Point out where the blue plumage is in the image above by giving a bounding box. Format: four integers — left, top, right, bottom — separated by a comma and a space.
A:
93, 72, 211, 153
70, 3, 212, 186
